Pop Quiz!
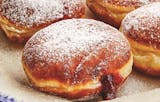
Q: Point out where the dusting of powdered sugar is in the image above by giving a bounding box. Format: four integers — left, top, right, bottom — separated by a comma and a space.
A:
104, 0, 160, 7
0, 0, 85, 28
122, 2, 160, 31
23, 19, 130, 66
122, 2, 160, 40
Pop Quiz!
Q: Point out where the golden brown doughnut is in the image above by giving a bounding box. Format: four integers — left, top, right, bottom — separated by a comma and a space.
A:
87, 0, 160, 28
120, 3, 160, 76
22, 19, 133, 100
0, 0, 85, 43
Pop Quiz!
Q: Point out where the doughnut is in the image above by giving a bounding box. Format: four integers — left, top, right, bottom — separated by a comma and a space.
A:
0, 0, 85, 43
120, 3, 160, 76
22, 19, 133, 100
86, 0, 160, 28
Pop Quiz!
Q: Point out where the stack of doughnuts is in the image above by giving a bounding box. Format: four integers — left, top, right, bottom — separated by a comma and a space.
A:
87, 0, 160, 28
22, 19, 133, 100
121, 3, 160, 76
0, 0, 85, 43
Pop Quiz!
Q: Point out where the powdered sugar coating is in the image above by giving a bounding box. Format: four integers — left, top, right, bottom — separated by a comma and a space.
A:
0, 0, 85, 28
104, 0, 160, 7
122, 2, 160, 48
23, 19, 130, 65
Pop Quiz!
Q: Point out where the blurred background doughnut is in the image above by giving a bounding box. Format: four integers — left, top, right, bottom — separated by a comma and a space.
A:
121, 2, 160, 76
87, 0, 160, 28
0, 0, 85, 43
